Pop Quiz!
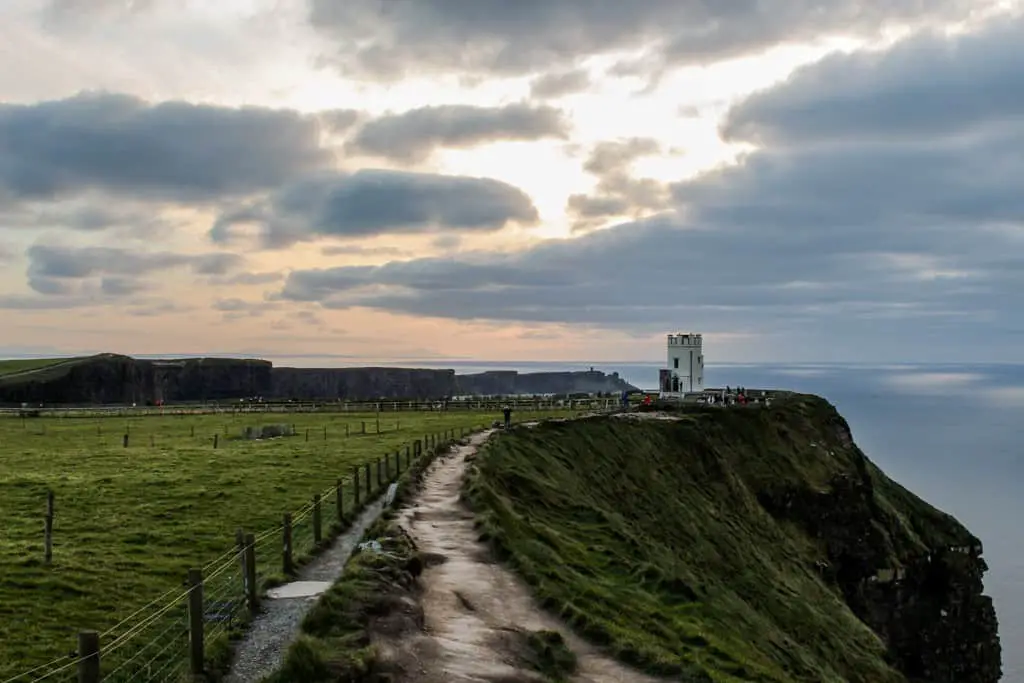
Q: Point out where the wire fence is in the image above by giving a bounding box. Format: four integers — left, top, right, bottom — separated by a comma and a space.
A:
2, 425, 479, 683
1, 397, 619, 419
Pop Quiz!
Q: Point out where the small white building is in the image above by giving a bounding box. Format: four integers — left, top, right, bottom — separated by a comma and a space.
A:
659, 333, 704, 397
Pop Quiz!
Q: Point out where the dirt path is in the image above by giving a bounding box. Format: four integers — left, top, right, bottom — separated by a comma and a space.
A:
387, 428, 665, 683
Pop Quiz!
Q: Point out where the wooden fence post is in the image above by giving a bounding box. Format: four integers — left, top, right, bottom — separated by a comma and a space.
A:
361, 421, 366, 434
385, 453, 390, 480
77, 630, 100, 683
191, 425, 195, 437
364, 463, 371, 496
353, 467, 360, 506
346, 423, 350, 437
122, 433, 129, 448
187, 568, 204, 676
213, 434, 219, 449
323, 426, 327, 441
243, 533, 257, 616
313, 494, 322, 546
376, 458, 382, 488
235, 528, 245, 578
342, 481, 350, 524
282, 513, 293, 575
44, 490, 54, 565
395, 450, 401, 476
305, 428, 309, 442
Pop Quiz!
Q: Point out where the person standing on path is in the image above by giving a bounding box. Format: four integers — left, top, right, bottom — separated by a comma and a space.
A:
502, 404, 512, 429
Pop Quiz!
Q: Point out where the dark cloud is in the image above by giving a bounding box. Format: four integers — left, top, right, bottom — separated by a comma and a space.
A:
308, 0, 985, 79
529, 69, 592, 99
317, 109, 361, 134
209, 170, 538, 248
0, 92, 340, 204
279, 17, 1024, 360
347, 104, 569, 163
567, 138, 670, 232
25, 244, 245, 296
721, 17, 1024, 147
99, 277, 151, 296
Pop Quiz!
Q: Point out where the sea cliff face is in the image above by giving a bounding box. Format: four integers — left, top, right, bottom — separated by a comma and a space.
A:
464, 397, 1002, 682
268, 367, 460, 400
0, 354, 637, 404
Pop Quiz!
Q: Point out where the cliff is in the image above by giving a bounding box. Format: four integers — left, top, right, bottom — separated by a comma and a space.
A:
456, 369, 636, 396
268, 367, 459, 400
0, 354, 272, 405
0, 354, 635, 404
464, 397, 1002, 682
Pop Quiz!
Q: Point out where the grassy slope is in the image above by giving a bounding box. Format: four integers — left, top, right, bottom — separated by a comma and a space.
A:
465, 398, 974, 683
0, 409, 569, 679
0, 356, 87, 378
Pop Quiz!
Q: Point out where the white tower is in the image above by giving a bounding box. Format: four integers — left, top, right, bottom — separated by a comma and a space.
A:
664, 333, 704, 394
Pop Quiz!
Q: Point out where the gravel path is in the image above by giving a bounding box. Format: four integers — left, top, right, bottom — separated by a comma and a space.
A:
224, 497, 387, 682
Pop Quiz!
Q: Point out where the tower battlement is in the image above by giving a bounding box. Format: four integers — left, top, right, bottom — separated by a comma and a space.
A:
667, 333, 703, 347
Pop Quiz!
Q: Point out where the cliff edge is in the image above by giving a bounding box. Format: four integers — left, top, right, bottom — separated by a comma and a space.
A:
461, 397, 1001, 682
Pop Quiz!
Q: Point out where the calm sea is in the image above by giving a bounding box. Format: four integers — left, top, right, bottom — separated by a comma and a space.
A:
238, 356, 1024, 679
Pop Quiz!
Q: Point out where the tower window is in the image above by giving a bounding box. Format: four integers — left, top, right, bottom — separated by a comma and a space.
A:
673, 358, 679, 369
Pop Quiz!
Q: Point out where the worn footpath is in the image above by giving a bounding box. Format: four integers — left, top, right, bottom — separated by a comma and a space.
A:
377, 428, 664, 682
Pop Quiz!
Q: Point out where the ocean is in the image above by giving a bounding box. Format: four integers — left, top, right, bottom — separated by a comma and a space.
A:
385, 358, 1021, 680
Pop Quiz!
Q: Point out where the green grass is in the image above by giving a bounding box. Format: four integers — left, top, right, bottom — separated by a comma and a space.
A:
0, 357, 82, 377
464, 399, 979, 683
0, 408, 571, 680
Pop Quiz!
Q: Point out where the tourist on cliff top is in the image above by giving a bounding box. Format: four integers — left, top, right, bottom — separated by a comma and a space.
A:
502, 404, 512, 429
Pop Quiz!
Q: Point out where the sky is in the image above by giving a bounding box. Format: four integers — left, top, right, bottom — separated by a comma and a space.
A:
1, 0, 1023, 365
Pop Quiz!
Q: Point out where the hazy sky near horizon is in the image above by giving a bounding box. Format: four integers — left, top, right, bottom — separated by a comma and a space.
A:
2, 0, 1023, 363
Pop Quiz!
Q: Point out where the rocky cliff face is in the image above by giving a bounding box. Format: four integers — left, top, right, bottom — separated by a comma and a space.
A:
0, 354, 634, 404
269, 367, 459, 400
0, 354, 272, 405
755, 406, 1001, 682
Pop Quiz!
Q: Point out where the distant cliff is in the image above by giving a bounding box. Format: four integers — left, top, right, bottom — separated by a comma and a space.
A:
0, 354, 272, 405
0, 354, 637, 404
269, 367, 459, 401
455, 369, 635, 396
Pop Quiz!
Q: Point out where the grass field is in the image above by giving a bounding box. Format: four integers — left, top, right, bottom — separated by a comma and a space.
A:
0, 357, 80, 377
0, 407, 571, 680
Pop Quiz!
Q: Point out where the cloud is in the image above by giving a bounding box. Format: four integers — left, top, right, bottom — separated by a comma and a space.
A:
721, 19, 1024, 148
277, 16, 1024, 360
213, 297, 280, 319
208, 271, 284, 286
209, 169, 539, 248
308, 0, 988, 79
566, 138, 670, 231
529, 69, 592, 99
0, 91, 340, 204
346, 104, 569, 163
321, 245, 408, 258
25, 244, 245, 297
